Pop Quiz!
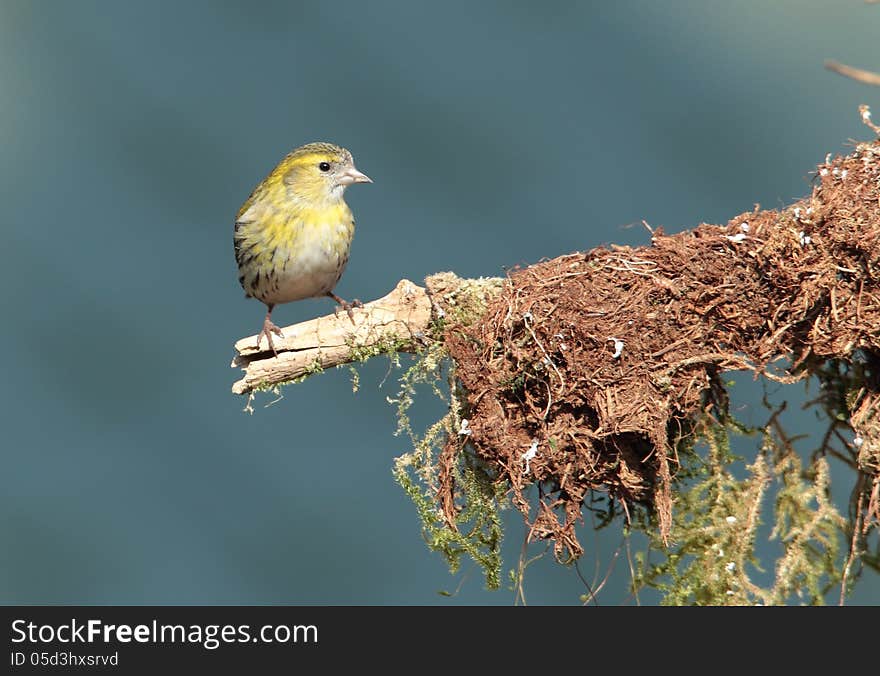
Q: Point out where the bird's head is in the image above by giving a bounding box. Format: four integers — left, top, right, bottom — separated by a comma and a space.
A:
280, 142, 372, 205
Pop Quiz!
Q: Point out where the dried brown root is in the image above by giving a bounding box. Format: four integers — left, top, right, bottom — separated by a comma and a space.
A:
443, 138, 880, 559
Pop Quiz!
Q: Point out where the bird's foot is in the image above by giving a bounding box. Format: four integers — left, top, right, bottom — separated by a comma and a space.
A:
328, 292, 362, 325
256, 318, 285, 355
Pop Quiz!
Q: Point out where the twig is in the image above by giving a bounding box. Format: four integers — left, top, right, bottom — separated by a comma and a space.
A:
840, 490, 864, 606
825, 60, 880, 86
859, 105, 880, 135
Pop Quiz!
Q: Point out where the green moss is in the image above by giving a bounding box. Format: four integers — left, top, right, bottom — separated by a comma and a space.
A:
631, 415, 845, 605
389, 338, 504, 589
425, 274, 505, 328
303, 359, 325, 377
342, 334, 412, 393
345, 335, 411, 364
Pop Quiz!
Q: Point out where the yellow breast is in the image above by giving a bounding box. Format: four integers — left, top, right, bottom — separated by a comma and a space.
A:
235, 200, 355, 305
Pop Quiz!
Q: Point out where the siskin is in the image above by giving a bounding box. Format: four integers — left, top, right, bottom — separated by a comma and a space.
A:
234, 142, 372, 353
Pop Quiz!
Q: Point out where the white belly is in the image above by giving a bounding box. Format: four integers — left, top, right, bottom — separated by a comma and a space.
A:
261, 225, 351, 305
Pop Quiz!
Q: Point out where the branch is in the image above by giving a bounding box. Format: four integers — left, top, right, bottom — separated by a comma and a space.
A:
231, 279, 432, 395
231, 273, 505, 395
825, 60, 880, 86
825, 3, 879, 85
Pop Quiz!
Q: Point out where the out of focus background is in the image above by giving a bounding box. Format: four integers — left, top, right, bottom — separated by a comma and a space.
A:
2, 0, 878, 604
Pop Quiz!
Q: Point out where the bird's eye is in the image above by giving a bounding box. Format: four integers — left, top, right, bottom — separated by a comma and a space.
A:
319, 162, 331, 172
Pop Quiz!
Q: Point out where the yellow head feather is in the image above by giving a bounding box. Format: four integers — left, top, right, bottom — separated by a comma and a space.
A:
237, 142, 370, 220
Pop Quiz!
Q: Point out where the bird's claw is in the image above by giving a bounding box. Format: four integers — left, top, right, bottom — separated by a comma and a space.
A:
257, 320, 284, 355
328, 293, 362, 325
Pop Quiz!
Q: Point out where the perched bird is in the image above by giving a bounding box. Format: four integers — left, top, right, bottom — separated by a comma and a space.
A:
234, 142, 372, 353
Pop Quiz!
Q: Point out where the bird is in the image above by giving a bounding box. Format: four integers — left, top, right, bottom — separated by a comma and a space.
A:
234, 142, 372, 354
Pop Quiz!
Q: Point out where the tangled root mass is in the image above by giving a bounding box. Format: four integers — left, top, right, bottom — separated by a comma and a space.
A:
442, 141, 880, 561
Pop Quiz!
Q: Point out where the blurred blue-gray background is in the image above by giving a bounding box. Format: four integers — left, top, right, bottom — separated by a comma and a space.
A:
1, 0, 878, 604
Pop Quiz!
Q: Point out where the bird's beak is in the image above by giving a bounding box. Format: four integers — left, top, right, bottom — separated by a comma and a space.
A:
339, 166, 373, 186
